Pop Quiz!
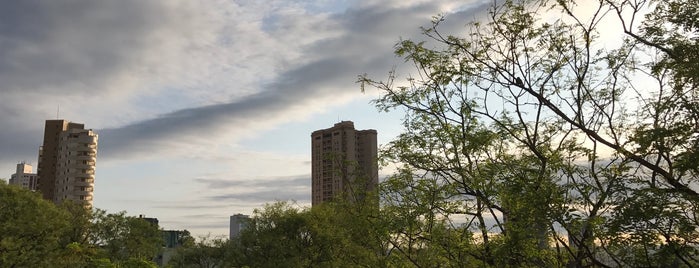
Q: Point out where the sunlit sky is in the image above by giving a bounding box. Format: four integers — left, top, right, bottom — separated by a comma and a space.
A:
0, 0, 493, 237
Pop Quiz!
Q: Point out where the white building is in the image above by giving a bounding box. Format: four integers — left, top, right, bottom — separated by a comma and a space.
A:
9, 162, 38, 190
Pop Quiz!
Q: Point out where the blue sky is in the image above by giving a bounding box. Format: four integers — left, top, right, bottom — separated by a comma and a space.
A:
0, 0, 489, 237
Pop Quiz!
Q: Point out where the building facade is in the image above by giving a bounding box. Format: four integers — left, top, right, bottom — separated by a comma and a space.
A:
311, 121, 378, 206
230, 214, 250, 239
37, 120, 98, 207
9, 162, 38, 190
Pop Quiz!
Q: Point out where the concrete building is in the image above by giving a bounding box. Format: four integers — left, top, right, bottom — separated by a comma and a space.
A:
37, 120, 98, 207
311, 121, 378, 206
9, 162, 38, 191
230, 213, 250, 239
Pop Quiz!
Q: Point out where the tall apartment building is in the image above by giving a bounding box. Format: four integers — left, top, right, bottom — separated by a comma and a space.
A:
311, 121, 378, 206
9, 162, 38, 190
37, 120, 98, 207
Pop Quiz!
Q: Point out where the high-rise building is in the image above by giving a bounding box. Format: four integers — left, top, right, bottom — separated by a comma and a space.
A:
9, 162, 38, 190
230, 214, 250, 239
37, 120, 98, 207
311, 121, 378, 206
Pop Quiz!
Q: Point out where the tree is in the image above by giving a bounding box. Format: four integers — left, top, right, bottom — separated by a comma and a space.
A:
0, 181, 164, 267
360, 0, 698, 266
214, 200, 391, 268
0, 183, 71, 267
54, 201, 103, 267
168, 235, 227, 268
225, 202, 317, 267
90, 210, 164, 265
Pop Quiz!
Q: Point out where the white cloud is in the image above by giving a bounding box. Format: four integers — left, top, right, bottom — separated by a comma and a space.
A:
0, 0, 490, 236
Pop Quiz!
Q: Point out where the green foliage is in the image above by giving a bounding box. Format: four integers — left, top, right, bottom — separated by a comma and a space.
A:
167, 235, 227, 268
359, 0, 699, 266
0, 183, 163, 267
0, 184, 71, 267
91, 210, 164, 263
177, 199, 392, 268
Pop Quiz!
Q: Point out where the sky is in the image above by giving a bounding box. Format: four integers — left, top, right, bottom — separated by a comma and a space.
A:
0, 0, 491, 237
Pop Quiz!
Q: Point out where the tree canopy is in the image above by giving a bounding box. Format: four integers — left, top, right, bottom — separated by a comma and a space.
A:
356, 0, 698, 266
0, 183, 164, 267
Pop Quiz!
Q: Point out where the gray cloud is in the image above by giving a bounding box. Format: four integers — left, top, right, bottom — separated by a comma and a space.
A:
0, 0, 215, 170
195, 175, 310, 190
209, 189, 310, 204
153, 204, 235, 210
97, 56, 369, 158
172, 222, 230, 231
0, 0, 491, 166
0, 0, 184, 94
96, 1, 491, 160
197, 174, 311, 203
0, 0, 491, 235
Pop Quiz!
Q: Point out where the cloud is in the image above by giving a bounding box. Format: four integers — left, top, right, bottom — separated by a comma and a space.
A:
195, 175, 310, 190
0, 0, 493, 236
0, 0, 491, 166
96, 0, 492, 160
209, 190, 310, 204
1, 1, 156, 94
0, 0, 226, 167
153, 204, 240, 210
196, 174, 310, 203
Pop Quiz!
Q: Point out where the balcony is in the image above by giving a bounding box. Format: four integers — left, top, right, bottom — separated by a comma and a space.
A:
75, 155, 97, 161
72, 188, 93, 196
74, 180, 94, 187
73, 190, 92, 196
73, 163, 93, 169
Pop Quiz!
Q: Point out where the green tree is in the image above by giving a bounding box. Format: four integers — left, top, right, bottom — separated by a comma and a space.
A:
168, 235, 227, 268
0, 183, 71, 267
217, 199, 390, 268
53, 201, 100, 267
305, 196, 391, 267
360, 0, 698, 266
0, 182, 164, 267
90, 210, 163, 265
227, 202, 315, 267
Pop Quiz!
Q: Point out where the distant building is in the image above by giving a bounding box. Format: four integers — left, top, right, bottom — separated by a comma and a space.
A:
9, 162, 38, 191
37, 120, 98, 207
311, 121, 378, 206
139, 214, 160, 226
162, 230, 185, 248
159, 230, 190, 266
230, 214, 250, 239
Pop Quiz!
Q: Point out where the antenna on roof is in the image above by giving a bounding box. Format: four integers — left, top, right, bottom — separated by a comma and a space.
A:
56, 105, 60, 119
